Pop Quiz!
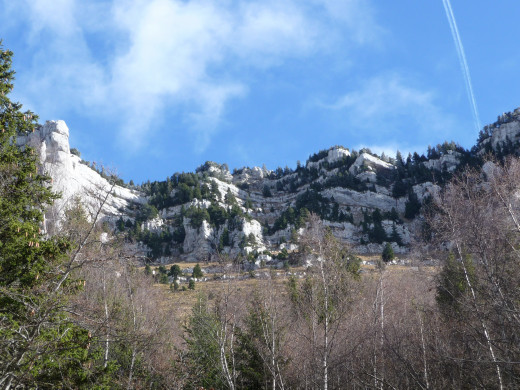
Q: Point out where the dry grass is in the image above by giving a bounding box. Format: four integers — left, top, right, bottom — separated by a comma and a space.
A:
149, 259, 439, 323
154, 273, 291, 321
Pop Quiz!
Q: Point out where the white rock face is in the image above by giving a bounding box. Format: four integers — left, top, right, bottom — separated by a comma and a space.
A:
279, 243, 298, 251
322, 188, 406, 214
413, 182, 441, 203
183, 219, 214, 261
327, 146, 350, 162
233, 166, 271, 184
307, 146, 350, 169
488, 120, 520, 149
423, 151, 460, 173
382, 221, 411, 245
142, 217, 164, 233
349, 153, 393, 175
482, 161, 498, 178
241, 218, 266, 252
356, 171, 377, 183
16, 120, 145, 231
206, 165, 233, 182
325, 221, 358, 242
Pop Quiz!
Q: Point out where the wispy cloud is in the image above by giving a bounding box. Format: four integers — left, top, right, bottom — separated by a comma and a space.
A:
2, 0, 379, 152
321, 74, 457, 143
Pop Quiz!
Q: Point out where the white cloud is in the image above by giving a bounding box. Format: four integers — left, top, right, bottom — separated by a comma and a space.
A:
322, 74, 456, 141
3, 0, 380, 151
312, 0, 382, 44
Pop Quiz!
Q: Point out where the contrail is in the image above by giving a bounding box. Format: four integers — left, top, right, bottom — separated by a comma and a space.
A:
442, 0, 481, 132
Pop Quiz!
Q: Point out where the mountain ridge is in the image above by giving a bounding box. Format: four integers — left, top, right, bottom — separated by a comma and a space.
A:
19, 107, 520, 264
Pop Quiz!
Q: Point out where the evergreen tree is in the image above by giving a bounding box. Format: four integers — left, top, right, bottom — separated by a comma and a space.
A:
192, 263, 203, 278
262, 185, 272, 198
0, 42, 102, 388
168, 264, 182, 280
382, 242, 395, 262
405, 191, 422, 219
184, 295, 224, 388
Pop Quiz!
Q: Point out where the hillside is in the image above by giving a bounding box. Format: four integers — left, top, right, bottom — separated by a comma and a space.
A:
20, 108, 520, 263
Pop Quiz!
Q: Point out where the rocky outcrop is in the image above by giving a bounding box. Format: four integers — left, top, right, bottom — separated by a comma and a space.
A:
413, 182, 440, 203
183, 220, 215, 262
349, 153, 394, 175
17, 120, 145, 232
307, 146, 350, 169
423, 151, 460, 173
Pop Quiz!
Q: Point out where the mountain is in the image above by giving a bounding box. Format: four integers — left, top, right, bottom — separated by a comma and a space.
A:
18, 107, 520, 264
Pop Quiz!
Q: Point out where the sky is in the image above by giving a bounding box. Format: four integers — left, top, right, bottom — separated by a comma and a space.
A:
1, 0, 520, 184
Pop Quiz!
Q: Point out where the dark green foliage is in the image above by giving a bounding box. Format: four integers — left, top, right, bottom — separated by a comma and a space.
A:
0, 42, 102, 387
116, 216, 126, 231
404, 191, 421, 219
137, 228, 172, 259
136, 203, 158, 223
392, 177, 409, 198
172, 224, 186, 244
236, 292, 287, 389
188, 279, 196, 290
143, 170, 226, 209
225, 189, 238, 205
262, 185, 272, 197
382, 243, 395, 262
390, 224, 403, 245
436, 254, 475, 312
277, 248, 289, 260
207, 203, 228, 228
295, 189, 329, 216
185, 206, 210, 228
308, 149, 329, 163
168, 264, 182, 280
362, 209, 388, 244
271, 206, 308, 233
70, 147, 81, 157
369, 223, 387, 244
192, 263, 203, 278
219, 227, 231, 251
144, 264, 152, 275
184, 296, 224, 388
176, 182, 193, 204
159, 273, 169, 284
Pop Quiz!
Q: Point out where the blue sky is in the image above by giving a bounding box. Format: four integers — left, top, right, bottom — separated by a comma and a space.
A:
1, 0, 520, 183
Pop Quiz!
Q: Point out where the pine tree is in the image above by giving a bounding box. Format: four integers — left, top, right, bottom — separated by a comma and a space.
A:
192, 263, 203, 278
382, 242, 395, 262
0, 41, 102, 388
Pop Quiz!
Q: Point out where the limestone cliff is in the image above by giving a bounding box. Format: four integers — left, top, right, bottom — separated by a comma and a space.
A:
24, 108, 520, 263
16, 120, 145, 233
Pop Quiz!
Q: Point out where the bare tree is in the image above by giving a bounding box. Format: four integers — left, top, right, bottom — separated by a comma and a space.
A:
428, 158, 520, 388
288, 213, 359, 389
